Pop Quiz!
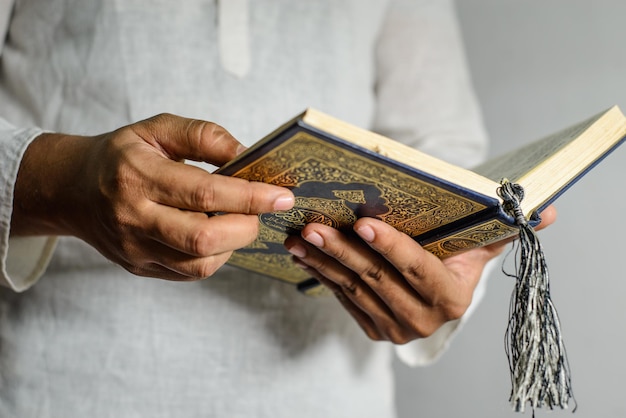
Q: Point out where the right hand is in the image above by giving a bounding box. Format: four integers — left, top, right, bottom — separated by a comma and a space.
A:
283, 205, 557, 343
11, 114, 295, 281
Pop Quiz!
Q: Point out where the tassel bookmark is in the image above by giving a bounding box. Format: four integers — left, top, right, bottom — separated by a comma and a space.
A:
497, 180, 576, 414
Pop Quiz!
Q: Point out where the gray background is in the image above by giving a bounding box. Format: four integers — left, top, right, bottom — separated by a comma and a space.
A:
395, 1, 626, 417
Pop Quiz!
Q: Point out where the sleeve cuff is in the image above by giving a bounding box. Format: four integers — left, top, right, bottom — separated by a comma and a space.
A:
2, 236, 57, 292
0, 120, 55, 292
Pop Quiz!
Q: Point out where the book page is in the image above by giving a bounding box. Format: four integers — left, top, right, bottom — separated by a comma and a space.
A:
472, 111, 605, 182
472, 106, 626, 215
303, 108, 499, 198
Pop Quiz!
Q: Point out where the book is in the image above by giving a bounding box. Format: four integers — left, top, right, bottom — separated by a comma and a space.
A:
215, 106, 626, 294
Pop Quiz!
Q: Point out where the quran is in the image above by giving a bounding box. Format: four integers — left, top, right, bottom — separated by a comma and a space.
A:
215, 106, 626, 295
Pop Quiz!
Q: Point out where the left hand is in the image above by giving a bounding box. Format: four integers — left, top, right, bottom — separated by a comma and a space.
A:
284, 206, 557, 344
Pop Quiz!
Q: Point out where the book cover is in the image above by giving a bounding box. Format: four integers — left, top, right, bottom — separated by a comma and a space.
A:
215, 107, 626, 292
214, 111, 522, 290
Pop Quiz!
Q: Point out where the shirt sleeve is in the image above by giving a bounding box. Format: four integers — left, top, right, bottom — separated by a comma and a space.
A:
0, 118, 57, 292
373, 0, 491, 366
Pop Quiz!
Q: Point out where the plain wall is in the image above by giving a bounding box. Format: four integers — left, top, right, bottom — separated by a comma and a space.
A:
395, 1, 626, 417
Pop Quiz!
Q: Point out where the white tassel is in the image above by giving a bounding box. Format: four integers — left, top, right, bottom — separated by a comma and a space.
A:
497, 180, 575, 413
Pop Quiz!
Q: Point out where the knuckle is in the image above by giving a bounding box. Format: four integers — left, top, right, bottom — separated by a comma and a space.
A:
330, 245, 350, 263
117, 240, 135, 261
430, 284, 473, 322
364, 328, 384, 342
191, 183, 216, 211
418, 323, 438, 339
203, 121, 223, 139
205, 122, 230, 143
412, 322, 437, 339
403, 315, 439, 339
240, 184, 256, 213
109, 209, 133, 235
190, 119, 232, 150
361, 262, 386, 283
150, 113, 176, 128
139, 113, 174, 137
97, 153, 141, 203
340, 280, 359, 296
153, 112, 174, 120
442, 300, 471, 321
331, 287, 346, 301
194, 261, 220, 279
386, 328, 414, 345
186, 119, 207, 149
404, 261, 427, 282
189, 228, 217, 256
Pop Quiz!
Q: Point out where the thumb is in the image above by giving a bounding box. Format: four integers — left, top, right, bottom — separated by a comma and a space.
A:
131, 113, 245, 166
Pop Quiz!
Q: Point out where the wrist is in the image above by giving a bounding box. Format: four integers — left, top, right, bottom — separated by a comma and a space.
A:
11, 132, 94, 236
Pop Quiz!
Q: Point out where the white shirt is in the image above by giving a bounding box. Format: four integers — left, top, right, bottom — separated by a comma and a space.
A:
0, 1, 488, 417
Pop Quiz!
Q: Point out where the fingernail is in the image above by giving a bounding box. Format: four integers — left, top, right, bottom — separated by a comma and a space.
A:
236, 144, 247, 155
273, 194, 295, 211
304, 231, 324, 248
356, 225, 375, 242
286, 244, 306, 258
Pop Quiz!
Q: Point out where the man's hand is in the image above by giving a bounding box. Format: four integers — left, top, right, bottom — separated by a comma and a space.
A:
284, 206, 557, 343
11, 114, 295, 281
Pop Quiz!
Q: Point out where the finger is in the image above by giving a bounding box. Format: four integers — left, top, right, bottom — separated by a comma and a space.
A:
143, 158, 295, 213
286, 234, 386, 308
146, 206, 261, 256
292, 227, 424, 341
150, 250, 233, 280
300, 223, 423, 305
535, 204, 557, 231
353, 218, 473, 320
285, 235, 399, 330
122, 250, 232, 282
132, 113, 244, 165
122, 261, 196, 281
298, 263, 385, 341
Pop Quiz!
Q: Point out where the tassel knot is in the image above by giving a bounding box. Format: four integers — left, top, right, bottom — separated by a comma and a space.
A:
497, 179, 575, 414
499, 181, 527, 226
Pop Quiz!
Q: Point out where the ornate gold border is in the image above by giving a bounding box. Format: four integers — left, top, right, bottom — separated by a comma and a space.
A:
227, 131, 496, 284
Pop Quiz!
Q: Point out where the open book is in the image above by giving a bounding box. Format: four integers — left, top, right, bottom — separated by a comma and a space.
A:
215, 106, 626, 294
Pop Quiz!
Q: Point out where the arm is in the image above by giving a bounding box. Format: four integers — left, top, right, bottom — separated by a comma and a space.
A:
0, 119, 55, 291
5, 113, 294, 288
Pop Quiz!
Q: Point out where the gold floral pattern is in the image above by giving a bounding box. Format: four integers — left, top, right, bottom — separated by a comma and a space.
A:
226, 131, 500, 287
